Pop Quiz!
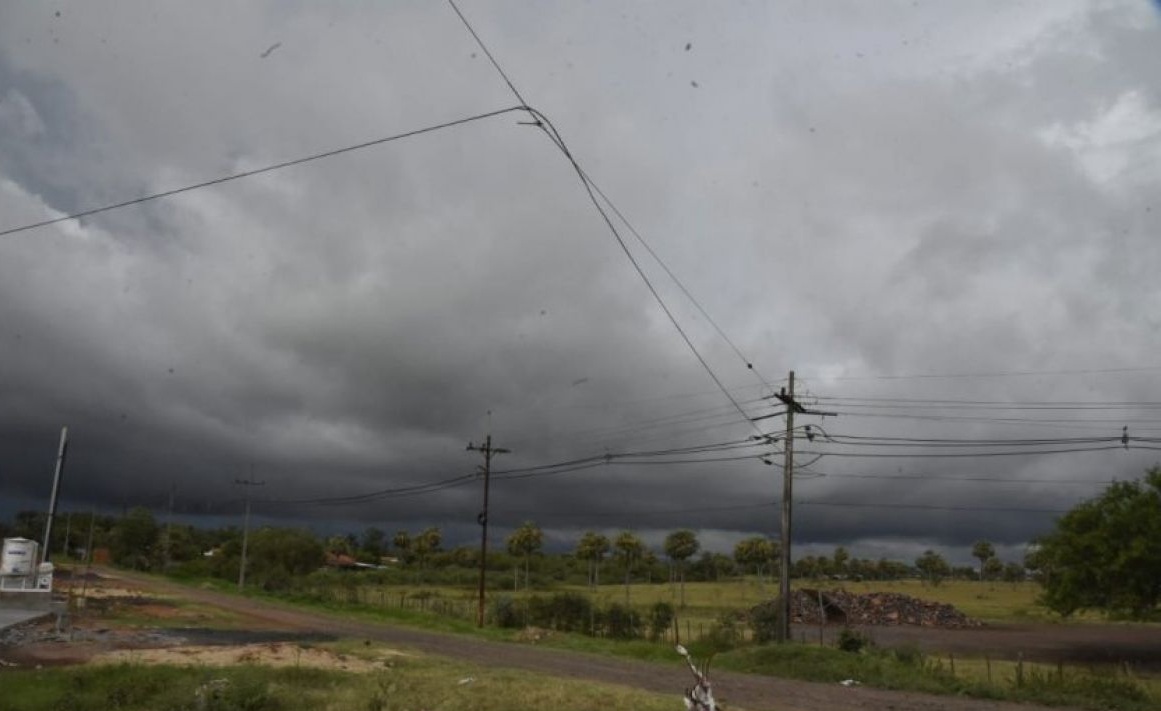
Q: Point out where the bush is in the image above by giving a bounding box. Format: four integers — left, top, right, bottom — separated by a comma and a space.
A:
891, 642, 924, 666
700, 611, 745, 653
648, 602, 675, 641
601, 603, 641, 639
836, 627, 869, 653
527, 593, 593, 633
490, 596, 522, 628
749, 600, 781, 643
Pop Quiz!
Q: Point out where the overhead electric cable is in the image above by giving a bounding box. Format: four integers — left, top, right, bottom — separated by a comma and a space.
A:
444, 0, 768, 437
807, 365, 1161, 381
0, 106, 526, 238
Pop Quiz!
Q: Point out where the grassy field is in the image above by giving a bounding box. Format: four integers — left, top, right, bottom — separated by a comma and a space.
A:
108, 569, 1156, 711
318, 576, 1059, 637
0, 649, 695, 711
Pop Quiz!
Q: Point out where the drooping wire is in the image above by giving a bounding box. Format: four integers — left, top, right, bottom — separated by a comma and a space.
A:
0, 106, 526, 238
444, 1, 772, 439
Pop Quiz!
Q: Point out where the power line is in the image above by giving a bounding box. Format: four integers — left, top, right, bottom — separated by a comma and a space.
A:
796, 444, 1135, 459
814, 396, 1161, 408
444, 2, 768, 438
0, 106, 526, 238
804, 365, 1161, 381
798, 500, 1068, 514
801, 471, 1116, 486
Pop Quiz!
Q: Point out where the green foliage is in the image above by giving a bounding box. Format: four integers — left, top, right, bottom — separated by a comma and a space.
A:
490, 595, 522, 628
575, 531, 611, 587
647, 601, 675, 641
506, 521, 544, 591
733, 536, 776, 577
601, 602, 641, 639
1032, 467, 1161, 619
748, 599, 781, 643
613, 531, 645, 602
663, 530, 699, 563
972, 540, 996, 580
836, 627, 870, 653
697, 611, 745, 654
1001, 561, 1025, 584
111, 507, 160, 570
915, 549, 950, 586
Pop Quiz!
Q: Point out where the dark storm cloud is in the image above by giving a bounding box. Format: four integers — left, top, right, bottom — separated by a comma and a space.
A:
1, 1, 1160, 564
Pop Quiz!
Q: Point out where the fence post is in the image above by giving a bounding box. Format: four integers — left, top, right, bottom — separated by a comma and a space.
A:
949, 653, 955, 678
985, 655, 992, 684
1016, 652, 1024, 687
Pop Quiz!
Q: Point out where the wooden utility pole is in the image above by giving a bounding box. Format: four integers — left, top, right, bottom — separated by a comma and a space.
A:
468, 435, 508, 627
775, 372, 797, 642
235, 474, 265, 591
767, 371, 835, 642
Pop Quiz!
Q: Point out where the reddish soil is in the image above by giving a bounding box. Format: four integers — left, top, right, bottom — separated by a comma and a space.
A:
12, 569, 1160, 711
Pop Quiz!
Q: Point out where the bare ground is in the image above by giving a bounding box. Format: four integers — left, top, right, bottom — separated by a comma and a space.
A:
9, 569, 1158, 711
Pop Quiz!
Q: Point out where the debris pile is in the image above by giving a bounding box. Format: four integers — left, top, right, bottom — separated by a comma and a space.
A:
771, 589, 982, 628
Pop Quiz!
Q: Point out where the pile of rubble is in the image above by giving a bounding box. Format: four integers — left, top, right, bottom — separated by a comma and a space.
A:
781, 589, 982, 628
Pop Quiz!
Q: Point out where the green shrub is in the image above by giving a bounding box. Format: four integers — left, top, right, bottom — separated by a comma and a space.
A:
890, 642, 924, 666
527, 593, 593, 632
490, 595, 522, 628
648, 602, 675, 641
601, 603, 641, 639
748, 600, 781, 643
836, 627, 869, 653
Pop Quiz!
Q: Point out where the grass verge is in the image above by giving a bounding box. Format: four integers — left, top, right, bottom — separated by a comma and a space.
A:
0, 654, 689, 711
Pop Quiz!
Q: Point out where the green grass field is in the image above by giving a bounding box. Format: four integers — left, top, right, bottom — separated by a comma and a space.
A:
325, 576, 1058, 636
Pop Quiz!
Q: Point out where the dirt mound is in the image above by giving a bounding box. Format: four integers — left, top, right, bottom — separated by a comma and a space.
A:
759, 589, 983, 629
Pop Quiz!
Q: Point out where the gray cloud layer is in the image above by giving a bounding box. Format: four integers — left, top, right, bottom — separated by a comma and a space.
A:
2, 1, 1159, 563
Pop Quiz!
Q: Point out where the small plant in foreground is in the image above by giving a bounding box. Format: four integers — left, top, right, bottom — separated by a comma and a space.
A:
836, 627, 869, 653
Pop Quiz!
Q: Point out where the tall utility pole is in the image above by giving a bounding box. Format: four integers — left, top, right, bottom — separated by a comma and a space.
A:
235, 474, 265, 591
468, 435, 509, 627
774, 372, 804, 643
768, 371, 835, 642
41, 426, 69, 565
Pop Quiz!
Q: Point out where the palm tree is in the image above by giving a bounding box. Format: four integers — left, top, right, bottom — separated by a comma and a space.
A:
575, 531, 611, 588
614, 531, 645, 605
505, 521, 543, 592
972, 540, 995, 581
664, 530, 700, 608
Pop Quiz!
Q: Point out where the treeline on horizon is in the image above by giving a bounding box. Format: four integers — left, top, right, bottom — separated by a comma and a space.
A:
1, 508, 1023, 593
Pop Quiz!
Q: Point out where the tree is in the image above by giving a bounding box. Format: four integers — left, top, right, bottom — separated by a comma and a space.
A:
1001, 561, 1025, 584
983, 556, 1004, 582
360, 527, 387, 562
413, 527, 442, 576
831, 546, 850, 578
392, 530, 412, 563
247, 527, 324, 590
972, 540, 996, 581
915, 549, 950, 586
505, 521, 543, 592
575, 531, 611, 588
663, 530, 700, 608
734, 536, 776, 580
1031, 468, 1161, 619
111, 507, 160, 570
613, 531, 644, 605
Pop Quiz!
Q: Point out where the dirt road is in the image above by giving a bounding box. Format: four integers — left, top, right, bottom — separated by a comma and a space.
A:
93, 569, 1094, 711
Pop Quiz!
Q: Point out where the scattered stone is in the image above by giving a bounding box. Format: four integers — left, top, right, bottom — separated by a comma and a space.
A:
755, 589, 983, 629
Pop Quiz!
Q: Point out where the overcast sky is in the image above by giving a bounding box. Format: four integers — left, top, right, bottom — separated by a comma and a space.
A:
2, 1, 1160, 565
